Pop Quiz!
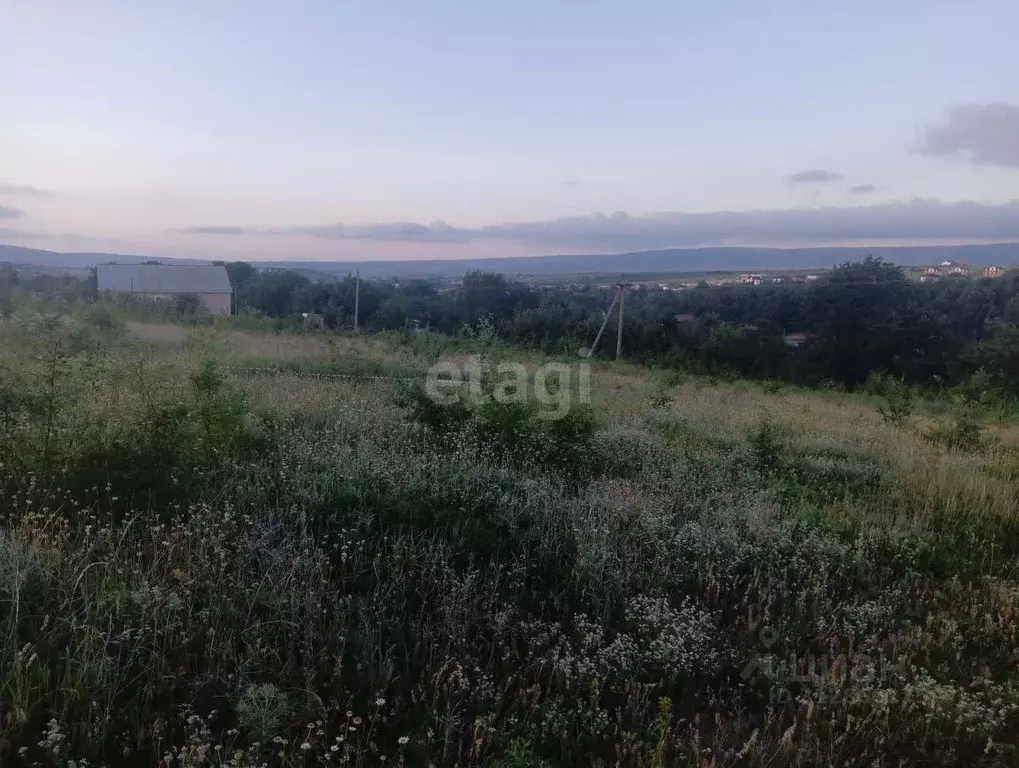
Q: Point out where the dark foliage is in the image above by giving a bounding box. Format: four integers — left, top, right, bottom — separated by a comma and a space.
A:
228, 257, 1019, 394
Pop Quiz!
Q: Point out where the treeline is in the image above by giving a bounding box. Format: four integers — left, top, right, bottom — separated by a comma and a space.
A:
4, 258, 1019, 392
230, 258, 1019, 392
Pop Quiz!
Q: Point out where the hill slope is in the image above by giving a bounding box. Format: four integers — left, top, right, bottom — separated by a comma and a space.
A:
4, 241, 1019, 277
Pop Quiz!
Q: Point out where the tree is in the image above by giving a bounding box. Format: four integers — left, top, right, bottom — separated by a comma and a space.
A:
243, 270, 310, 317
804, 257, 910, 385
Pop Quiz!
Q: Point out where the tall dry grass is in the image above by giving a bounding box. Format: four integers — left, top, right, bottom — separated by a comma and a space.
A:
3, 319, 1019, 766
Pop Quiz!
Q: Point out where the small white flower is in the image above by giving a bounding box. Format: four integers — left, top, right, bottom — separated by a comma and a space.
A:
375, 697, 386, 707
300, 742, 312, 751
398, 736, 410, 745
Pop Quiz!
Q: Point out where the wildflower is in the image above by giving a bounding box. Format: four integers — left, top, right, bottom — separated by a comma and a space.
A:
300, 742, 312, 751
398, 736, 410, 745
375, 697, 386, 707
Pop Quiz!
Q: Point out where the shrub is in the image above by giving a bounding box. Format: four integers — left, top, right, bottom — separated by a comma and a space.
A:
747, 420, 785, 477
863, 371, 893, 396
398, 373, 600, 480
235, 683, 290, 742
926, 398, 985, 452
77, 302, 122, 334
954, 368, 1007, 408
877, 378, 914, 425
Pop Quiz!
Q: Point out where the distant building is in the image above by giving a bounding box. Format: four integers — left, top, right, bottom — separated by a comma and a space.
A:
302, 312, 326, 329
783, 332, 808, 347
984, 265, 1006, 278
97, 263, 233, 315
939, 260, 969, 277
920, 266, 941, 282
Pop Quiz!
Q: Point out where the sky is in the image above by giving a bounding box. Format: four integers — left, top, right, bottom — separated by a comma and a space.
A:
2, 0, 1018, 262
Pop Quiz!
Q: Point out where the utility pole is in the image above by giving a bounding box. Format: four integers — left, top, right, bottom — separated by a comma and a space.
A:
353, 271, 360, 332
587, 293, 619, 358
615, 282, 625, 359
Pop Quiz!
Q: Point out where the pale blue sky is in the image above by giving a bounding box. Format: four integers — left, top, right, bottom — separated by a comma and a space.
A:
2, 0, 1018, 260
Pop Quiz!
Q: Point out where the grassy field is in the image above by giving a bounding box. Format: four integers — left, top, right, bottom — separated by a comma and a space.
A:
3, 312, 1019, 766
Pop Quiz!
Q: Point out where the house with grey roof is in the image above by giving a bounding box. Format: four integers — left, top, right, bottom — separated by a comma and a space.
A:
97, 263, 233, 315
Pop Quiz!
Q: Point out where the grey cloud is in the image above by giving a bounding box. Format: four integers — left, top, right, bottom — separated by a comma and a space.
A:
175, 226, 258, 235
175, 221, 473, 243
0, 183, 51, 197
0, 204, 23, 220
287, 221, 474, 244
0, 227, 48, 240
919, 103, 1019, 168
476, 201, 1019, 250
786, 169, 844, 183
850, 184, 878, 194
187, 200, 1019, 251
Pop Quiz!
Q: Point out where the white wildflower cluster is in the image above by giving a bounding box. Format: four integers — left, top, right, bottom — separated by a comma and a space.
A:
37, 718, 67, 761
597, 596, 720, 685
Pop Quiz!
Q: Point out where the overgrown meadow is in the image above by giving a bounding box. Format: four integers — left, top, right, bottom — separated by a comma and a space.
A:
3, 308, 1019, 767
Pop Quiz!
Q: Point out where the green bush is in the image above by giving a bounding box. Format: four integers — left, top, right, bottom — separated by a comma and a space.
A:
397, 372, 600, 481
926, 402, 985, 452
236, 684, 290, 742
747, 420, 786, 477
877, 378, 914, 425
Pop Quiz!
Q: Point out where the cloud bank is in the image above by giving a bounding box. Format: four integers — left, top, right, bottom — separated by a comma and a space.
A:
850, 184, 878, 195
0, 205, 23, 220
920, 103, 1019, 168
175, 200, 1019, 252
0, 183, 51, 197
786, 169, 844, 183
177, 225, 258, 235
0, 227, 48, 240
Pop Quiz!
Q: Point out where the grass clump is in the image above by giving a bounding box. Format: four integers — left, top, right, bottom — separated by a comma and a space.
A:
488, 740, 553, 768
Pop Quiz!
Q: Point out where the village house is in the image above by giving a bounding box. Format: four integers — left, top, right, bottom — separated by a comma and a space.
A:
97, 263, 234, 315
941, 260, 970, 277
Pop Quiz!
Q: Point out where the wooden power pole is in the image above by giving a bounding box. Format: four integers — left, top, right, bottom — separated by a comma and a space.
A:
353, 271, 360, 331
615, 282, 625, 359
587, 293, 619, 359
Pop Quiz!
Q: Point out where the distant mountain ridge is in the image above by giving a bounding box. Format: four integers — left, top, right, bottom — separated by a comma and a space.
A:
4, 242, 1019, 279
